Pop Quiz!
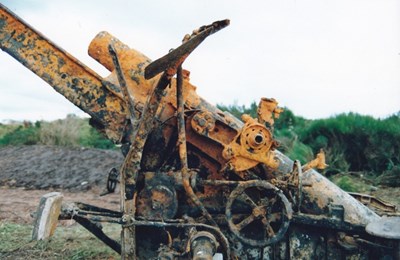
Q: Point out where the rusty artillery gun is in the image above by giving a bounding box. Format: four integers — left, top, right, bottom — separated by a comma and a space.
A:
1, 4, 399, 259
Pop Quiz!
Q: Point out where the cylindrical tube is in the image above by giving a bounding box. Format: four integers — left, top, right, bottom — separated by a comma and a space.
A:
88, 31, 150, 72
301, 168, 380, 225
191, 231, 217, 260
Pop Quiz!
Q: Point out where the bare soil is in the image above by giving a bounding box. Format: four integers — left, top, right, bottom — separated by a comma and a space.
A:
0, 145, 123, 191
0, 145, 123, 224
0, 186, 120, 224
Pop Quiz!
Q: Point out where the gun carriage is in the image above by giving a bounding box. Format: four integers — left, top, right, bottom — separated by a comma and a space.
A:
0, 4, 399, 259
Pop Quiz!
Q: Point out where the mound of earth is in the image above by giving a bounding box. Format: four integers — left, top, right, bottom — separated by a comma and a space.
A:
0, 145, 124, 191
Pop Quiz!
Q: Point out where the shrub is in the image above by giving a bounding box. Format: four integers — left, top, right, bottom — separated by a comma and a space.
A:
299, 113, 400, 174
0, 123, 40, 146
275, 129, 313, 164
39, 114, 84, 146
79, 124, 115, 149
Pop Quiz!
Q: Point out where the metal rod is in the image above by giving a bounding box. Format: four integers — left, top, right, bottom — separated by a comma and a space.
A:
176, 65, 217, 227
144, 19, 230, 80
119, 71, 171, 259
74, 215, 121, 255
177, 65, 188, 170
198, 180, 244, 187
109, 44, 137, 124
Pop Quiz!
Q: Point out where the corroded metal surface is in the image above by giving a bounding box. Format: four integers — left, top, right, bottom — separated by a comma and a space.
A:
225, 180, 292, 247
302, 149, 328, 171
366, 217, 400, 260
0, 4, 128, 142
349, 192, 398, 215
2, 3, 399, 259
222, 114, 279, 171
301, 168, 380, 225
190, 231, 218, 260
257, 98, 283, 128
366, 217, 400, 239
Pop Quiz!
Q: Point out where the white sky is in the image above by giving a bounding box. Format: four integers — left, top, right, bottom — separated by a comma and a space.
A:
0, 0, 399, 122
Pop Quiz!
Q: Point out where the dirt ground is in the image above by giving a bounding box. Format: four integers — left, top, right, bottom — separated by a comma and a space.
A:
0, 186, 120, 224
0, 145, 123, 224
0, 145, 123, 191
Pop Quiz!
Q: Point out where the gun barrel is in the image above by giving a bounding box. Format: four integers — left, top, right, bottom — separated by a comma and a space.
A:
0, 3, 127, 142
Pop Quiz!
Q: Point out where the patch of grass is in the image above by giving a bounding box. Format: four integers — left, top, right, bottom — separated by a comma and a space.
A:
0, 222, 32, 253
0, 222, 120, 259
329, 174, 374, 193
334, 176, 358, 192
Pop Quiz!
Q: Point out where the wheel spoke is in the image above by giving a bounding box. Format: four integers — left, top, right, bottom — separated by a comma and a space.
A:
263, 219, 276, 237
238, 192, 258, 209
235, 214, 256, 231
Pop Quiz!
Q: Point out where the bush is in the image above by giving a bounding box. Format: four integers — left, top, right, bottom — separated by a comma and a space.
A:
39, 114, 84, 146
275, 107, 307, 130
299, 113, 400, 174
275, 129, 313, 164
79, 124, 115, 149
0, 122, 40, 146
0, 115, 115, 149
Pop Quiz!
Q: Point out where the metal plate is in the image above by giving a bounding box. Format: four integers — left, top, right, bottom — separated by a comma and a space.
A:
366, 217, 400, 239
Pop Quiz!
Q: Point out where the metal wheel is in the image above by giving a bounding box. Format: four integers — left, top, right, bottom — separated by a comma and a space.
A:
106, 167, 119, 193
225, 180, 292, 247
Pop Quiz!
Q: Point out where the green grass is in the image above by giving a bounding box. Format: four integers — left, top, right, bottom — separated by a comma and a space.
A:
0, 222, 120, 259
329, 174, 374, 193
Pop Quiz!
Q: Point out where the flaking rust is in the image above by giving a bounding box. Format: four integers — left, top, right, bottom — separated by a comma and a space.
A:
1, 3, 399, 259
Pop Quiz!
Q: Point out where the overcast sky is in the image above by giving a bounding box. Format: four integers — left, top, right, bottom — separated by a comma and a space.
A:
0, 0, 399, 122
